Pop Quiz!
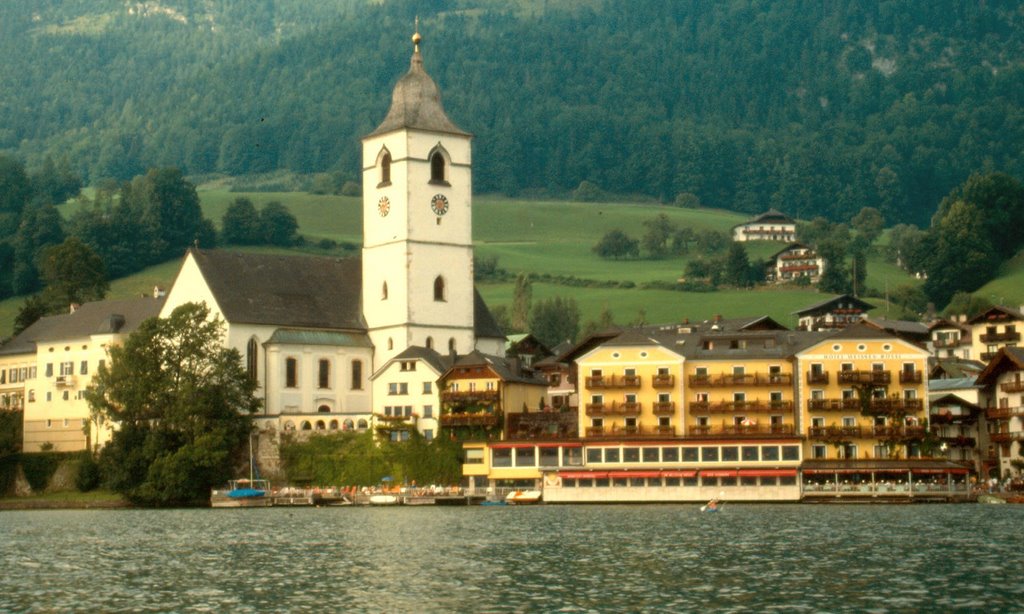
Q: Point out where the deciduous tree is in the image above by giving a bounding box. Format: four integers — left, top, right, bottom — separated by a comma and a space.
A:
86, 303, 260, 506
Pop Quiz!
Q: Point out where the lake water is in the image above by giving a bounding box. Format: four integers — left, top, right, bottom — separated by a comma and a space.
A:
1, 504, 1022, 612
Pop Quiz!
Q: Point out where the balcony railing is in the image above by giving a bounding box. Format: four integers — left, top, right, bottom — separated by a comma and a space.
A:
585, 375, 641, 389
838, 370, 891, 385
441, 390, 500, 404
939, 436, 977, 448
689, 373, 792, 387
980, 331, 1021, 343
806, 371, 829, 385
898, 371, 922, 384
1000, 381, 1024, 393
808, 425, 863, 440
807, 398, 862, 412
688, 424, 795, 438
439, 411, 502, 427
932, 337, 961, 348
690, 400, 794, 414
651, 374, 675, 388
584, 402, 642, 417
990, 431, 1024, 443
374, 413, 415, 423
861, 398, 924, 415
55, 375, 76, 388
585, 424, 675, 438
652, 401, 676, 416
981, 352, 998, 361
871, 425, 927, 439
985, 406, 1024, 420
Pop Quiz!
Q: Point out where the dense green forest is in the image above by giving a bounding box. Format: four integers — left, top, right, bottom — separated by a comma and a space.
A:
2, 0, 1022, 226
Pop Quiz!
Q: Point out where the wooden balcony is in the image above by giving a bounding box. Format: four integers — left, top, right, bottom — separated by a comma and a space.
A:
807, 398, 861, 412
585, 425, 675, 438
986, 406, 1024, 420
697, 400, 794, 414
898, 370, 922, 384
980, 331, 1021, 343
861, 398, 924, 415
939, 436, 977, 448
932, 337, 961, 348
806, 371, 829, 385
441, 390, 500, 404
930, 412, 977, 425
584, 402, 642, 417
585, 375, 641, 389
838, 370, 891, 385
651, 401, 676, 416
439, 411, 502, 427
690, 373, 792, 387
808, 425, 862, 440
990, 431, 1024, 443
981, 352, 998, 361
871, 425, 927, 439
688, 424, 795, 438
1000, 381, 1024, 393
652, 374, 675, 388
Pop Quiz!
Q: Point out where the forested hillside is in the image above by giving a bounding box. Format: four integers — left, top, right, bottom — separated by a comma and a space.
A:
2, 0, 1023, 225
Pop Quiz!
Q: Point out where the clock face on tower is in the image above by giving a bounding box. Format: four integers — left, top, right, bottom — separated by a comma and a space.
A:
430, 194, 449, 216
378, 196, 390, 217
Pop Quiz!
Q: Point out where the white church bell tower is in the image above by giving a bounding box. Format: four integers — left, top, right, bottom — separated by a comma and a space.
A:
361, 27, 476, 370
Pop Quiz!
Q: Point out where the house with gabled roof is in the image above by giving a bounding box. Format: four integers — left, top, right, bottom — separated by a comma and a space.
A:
966, 305, 1024, 362
975, 347, 1024, 478
765, 243, 824, 283
0, 295, 165, 452
369, 345, 454, 442
731, 209, 797, 242
928, 318, 971, 360
793, 294, 875, 331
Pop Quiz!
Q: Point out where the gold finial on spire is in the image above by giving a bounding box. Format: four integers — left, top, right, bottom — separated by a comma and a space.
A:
412, 16, 421, 53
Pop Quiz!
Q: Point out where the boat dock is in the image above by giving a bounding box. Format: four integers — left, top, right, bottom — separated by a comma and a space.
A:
213, 487, 490, 508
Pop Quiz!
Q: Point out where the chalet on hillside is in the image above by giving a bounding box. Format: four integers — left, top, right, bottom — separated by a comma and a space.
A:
731, 209, 797, 242
793, 294, 875, 331
765, 243, 824, 283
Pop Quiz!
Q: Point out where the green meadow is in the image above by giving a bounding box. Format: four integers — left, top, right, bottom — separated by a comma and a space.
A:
0, 189, 937, 338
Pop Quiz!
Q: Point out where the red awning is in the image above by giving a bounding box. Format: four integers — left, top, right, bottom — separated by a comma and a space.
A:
738, 469, 797, 478
912, 467, 967, 475
661, 470, 698, 478
558, 471, 608, 479
802, 468, 868, 474
701, 470, 738, 478
609, 471, 662, 479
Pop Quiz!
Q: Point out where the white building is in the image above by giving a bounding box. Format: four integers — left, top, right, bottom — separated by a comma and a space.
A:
731, 209, 797, 242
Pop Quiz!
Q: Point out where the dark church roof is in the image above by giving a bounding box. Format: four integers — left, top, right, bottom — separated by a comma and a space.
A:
188, 249, 503, 340
365, 35, 470, 138
189, 249, 365, 330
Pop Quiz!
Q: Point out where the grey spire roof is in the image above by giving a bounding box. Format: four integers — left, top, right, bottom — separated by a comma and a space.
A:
365, 40, 470, 138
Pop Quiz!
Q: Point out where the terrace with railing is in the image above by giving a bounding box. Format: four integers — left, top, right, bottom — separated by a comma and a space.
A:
687, 423, 795, 438
837, 370, 891, 385
584, 401, 642, 417
688, 373, 792, 387
690, 400, 794, 414
585, 374, 642, 389
585, 424, 676, 438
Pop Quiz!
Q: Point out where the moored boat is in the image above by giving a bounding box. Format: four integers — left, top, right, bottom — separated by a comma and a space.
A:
505, 489, 542, 505
211, 479, 272, 508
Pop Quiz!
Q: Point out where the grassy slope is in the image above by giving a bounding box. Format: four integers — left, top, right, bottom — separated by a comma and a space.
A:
0, 190, 925, 337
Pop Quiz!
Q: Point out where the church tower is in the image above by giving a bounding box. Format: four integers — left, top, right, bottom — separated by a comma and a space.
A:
361, 27, 475, 370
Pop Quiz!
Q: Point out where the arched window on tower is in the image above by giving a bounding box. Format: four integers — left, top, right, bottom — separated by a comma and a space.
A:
246, 338, 258, 382
448, 338, 457, 354
380, 151, 392, 186
430, 151, 446, 184
382, 281, 388, 300
434, 276, 446, 302
425, 336, 434, 350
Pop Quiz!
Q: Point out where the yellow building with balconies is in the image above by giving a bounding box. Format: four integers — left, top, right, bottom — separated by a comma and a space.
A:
575, 330, 685, 441
795, 323, 930, 462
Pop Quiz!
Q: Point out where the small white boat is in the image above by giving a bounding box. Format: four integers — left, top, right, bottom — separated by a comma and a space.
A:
369, 494, 400, 505
211, 479, 272, 508
506, 489, 542, 505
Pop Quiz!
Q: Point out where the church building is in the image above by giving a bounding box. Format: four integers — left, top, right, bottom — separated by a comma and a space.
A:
160, 29, 505, 437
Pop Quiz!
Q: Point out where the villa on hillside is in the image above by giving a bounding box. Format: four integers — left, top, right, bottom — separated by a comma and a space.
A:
732, 209, 797, 242
793, 294, 875, 331
765, 243, 824, 283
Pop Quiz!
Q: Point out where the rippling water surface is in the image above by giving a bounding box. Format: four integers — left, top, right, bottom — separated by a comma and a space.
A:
1, 504, 1023, 612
